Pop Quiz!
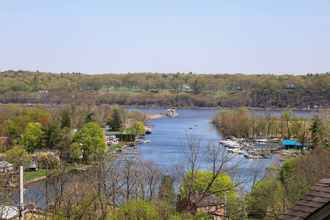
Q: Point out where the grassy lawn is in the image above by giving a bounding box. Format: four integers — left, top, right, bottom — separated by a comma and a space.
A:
24, 169, 49, 182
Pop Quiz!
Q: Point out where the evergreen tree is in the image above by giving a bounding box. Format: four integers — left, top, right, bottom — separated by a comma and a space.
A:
60, 109, 71, 128
310, 116, 322, 149
108, 107, 124, 131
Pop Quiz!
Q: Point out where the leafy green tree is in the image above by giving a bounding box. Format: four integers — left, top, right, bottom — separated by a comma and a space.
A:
180, 170, 242, 219
42, 120, 62, 149
72, 122, 106, 161
246, 177, 286, 219
21, 122, 44, 152
4, 119, 21, 143
279, 158, 309, 206
5, 146, 31, 168
168, 213, 194, 220
108, 200, 159, 220
180, 171, 236, 201
132, 121, 145, 135
69, 142, 82, 161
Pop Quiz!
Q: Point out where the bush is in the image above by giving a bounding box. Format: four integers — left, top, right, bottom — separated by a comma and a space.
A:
108, 200, 159, 220
5, 145, 31, 167
34, 152, 60, 169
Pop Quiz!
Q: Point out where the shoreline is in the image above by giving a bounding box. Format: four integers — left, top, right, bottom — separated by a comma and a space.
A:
145, 113, 164, 120
0, 103, 325, 112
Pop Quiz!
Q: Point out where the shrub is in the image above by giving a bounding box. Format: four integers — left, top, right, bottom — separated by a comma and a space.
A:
34, 152, 60, 169
5, 145, 31, 167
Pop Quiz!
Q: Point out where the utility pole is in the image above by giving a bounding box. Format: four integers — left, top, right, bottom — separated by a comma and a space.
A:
224, 192, 228, 220
19, 166, 24, 220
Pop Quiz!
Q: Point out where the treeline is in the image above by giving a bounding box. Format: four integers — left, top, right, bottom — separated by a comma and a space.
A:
0, 104, 145, 164
2, 70, 330, 107
213, 108, 330, 146
0, 105, 245, 219
246, 148, 330, 219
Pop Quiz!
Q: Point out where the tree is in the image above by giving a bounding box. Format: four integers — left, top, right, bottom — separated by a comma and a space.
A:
57, 127, 73, 160
60, 109, 71, 129
42, 120, 62, 149
159, 175, 176, 205
180, 171, 236, 202
310, 116, 322, 149
281, 110, 293, 138
84, 112, 95, 124
246, 177, 286, 219
5, 146, 31, 168
69, 142, 82, 161
132, 121, 145, 135
72, 122, 106, 161
4, 119, 21, 144
107, 107, 124, 131
108, 200, 159, 220
21, 122, 44, 152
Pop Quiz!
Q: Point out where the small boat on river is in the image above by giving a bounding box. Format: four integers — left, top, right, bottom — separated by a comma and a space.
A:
166, 108, 178, 117
219, 139, 241, 148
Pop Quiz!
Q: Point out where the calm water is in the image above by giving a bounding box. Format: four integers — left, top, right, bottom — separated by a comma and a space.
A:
132, 108, 279, 190
19, 108, 315, 207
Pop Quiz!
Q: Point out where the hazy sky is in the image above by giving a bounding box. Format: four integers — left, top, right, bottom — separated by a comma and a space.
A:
1, 0, 330, 74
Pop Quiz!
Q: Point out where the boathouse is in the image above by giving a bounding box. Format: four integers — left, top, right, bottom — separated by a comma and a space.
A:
281, 139, 303, 150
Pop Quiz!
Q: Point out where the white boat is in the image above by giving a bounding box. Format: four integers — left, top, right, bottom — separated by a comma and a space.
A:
136, 139, 144, 144
243, 153, 263, 160
144, 140, 151, 144
166, 108, 178, 117
219, 139, 241, 148
231, 148, 243, 154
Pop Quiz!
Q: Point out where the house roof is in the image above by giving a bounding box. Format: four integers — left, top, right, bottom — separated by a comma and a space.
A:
279, 178, 330, 220
0, 161, 13, 168
281, 139, 302, 146
190, 193, 223, 207
0, 206, 18, 220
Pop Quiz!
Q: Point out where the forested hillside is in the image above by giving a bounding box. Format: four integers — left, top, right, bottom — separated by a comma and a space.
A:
1, 70, 330, 108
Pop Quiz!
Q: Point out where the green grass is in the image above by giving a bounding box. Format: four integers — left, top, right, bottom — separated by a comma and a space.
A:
24, 169, 48, 182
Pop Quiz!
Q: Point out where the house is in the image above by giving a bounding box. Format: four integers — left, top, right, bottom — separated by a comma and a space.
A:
281, 139, 303, 150
0, 206, 18, 220
0, 161, 14, 173
25, 160, 38, 171
182, 84, 193, 93
279, 178, 330, 220
177, 193, 225, 220
0, 204, 43, 220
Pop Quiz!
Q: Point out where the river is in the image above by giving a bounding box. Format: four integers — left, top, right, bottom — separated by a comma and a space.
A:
20, 108, 316, 208
134, 108, 278, 189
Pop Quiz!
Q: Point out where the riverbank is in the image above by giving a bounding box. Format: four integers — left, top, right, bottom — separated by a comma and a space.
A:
145, 113, 164, 120
24, 163, 96, 186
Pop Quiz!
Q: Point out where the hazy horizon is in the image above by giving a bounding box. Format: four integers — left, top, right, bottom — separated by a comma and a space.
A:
1, 0, 330, 74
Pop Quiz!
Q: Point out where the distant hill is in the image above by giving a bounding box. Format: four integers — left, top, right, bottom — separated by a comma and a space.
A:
1, 70, 330, 108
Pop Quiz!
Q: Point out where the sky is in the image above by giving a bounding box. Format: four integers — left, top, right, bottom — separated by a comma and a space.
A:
0, 0, 330, 74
